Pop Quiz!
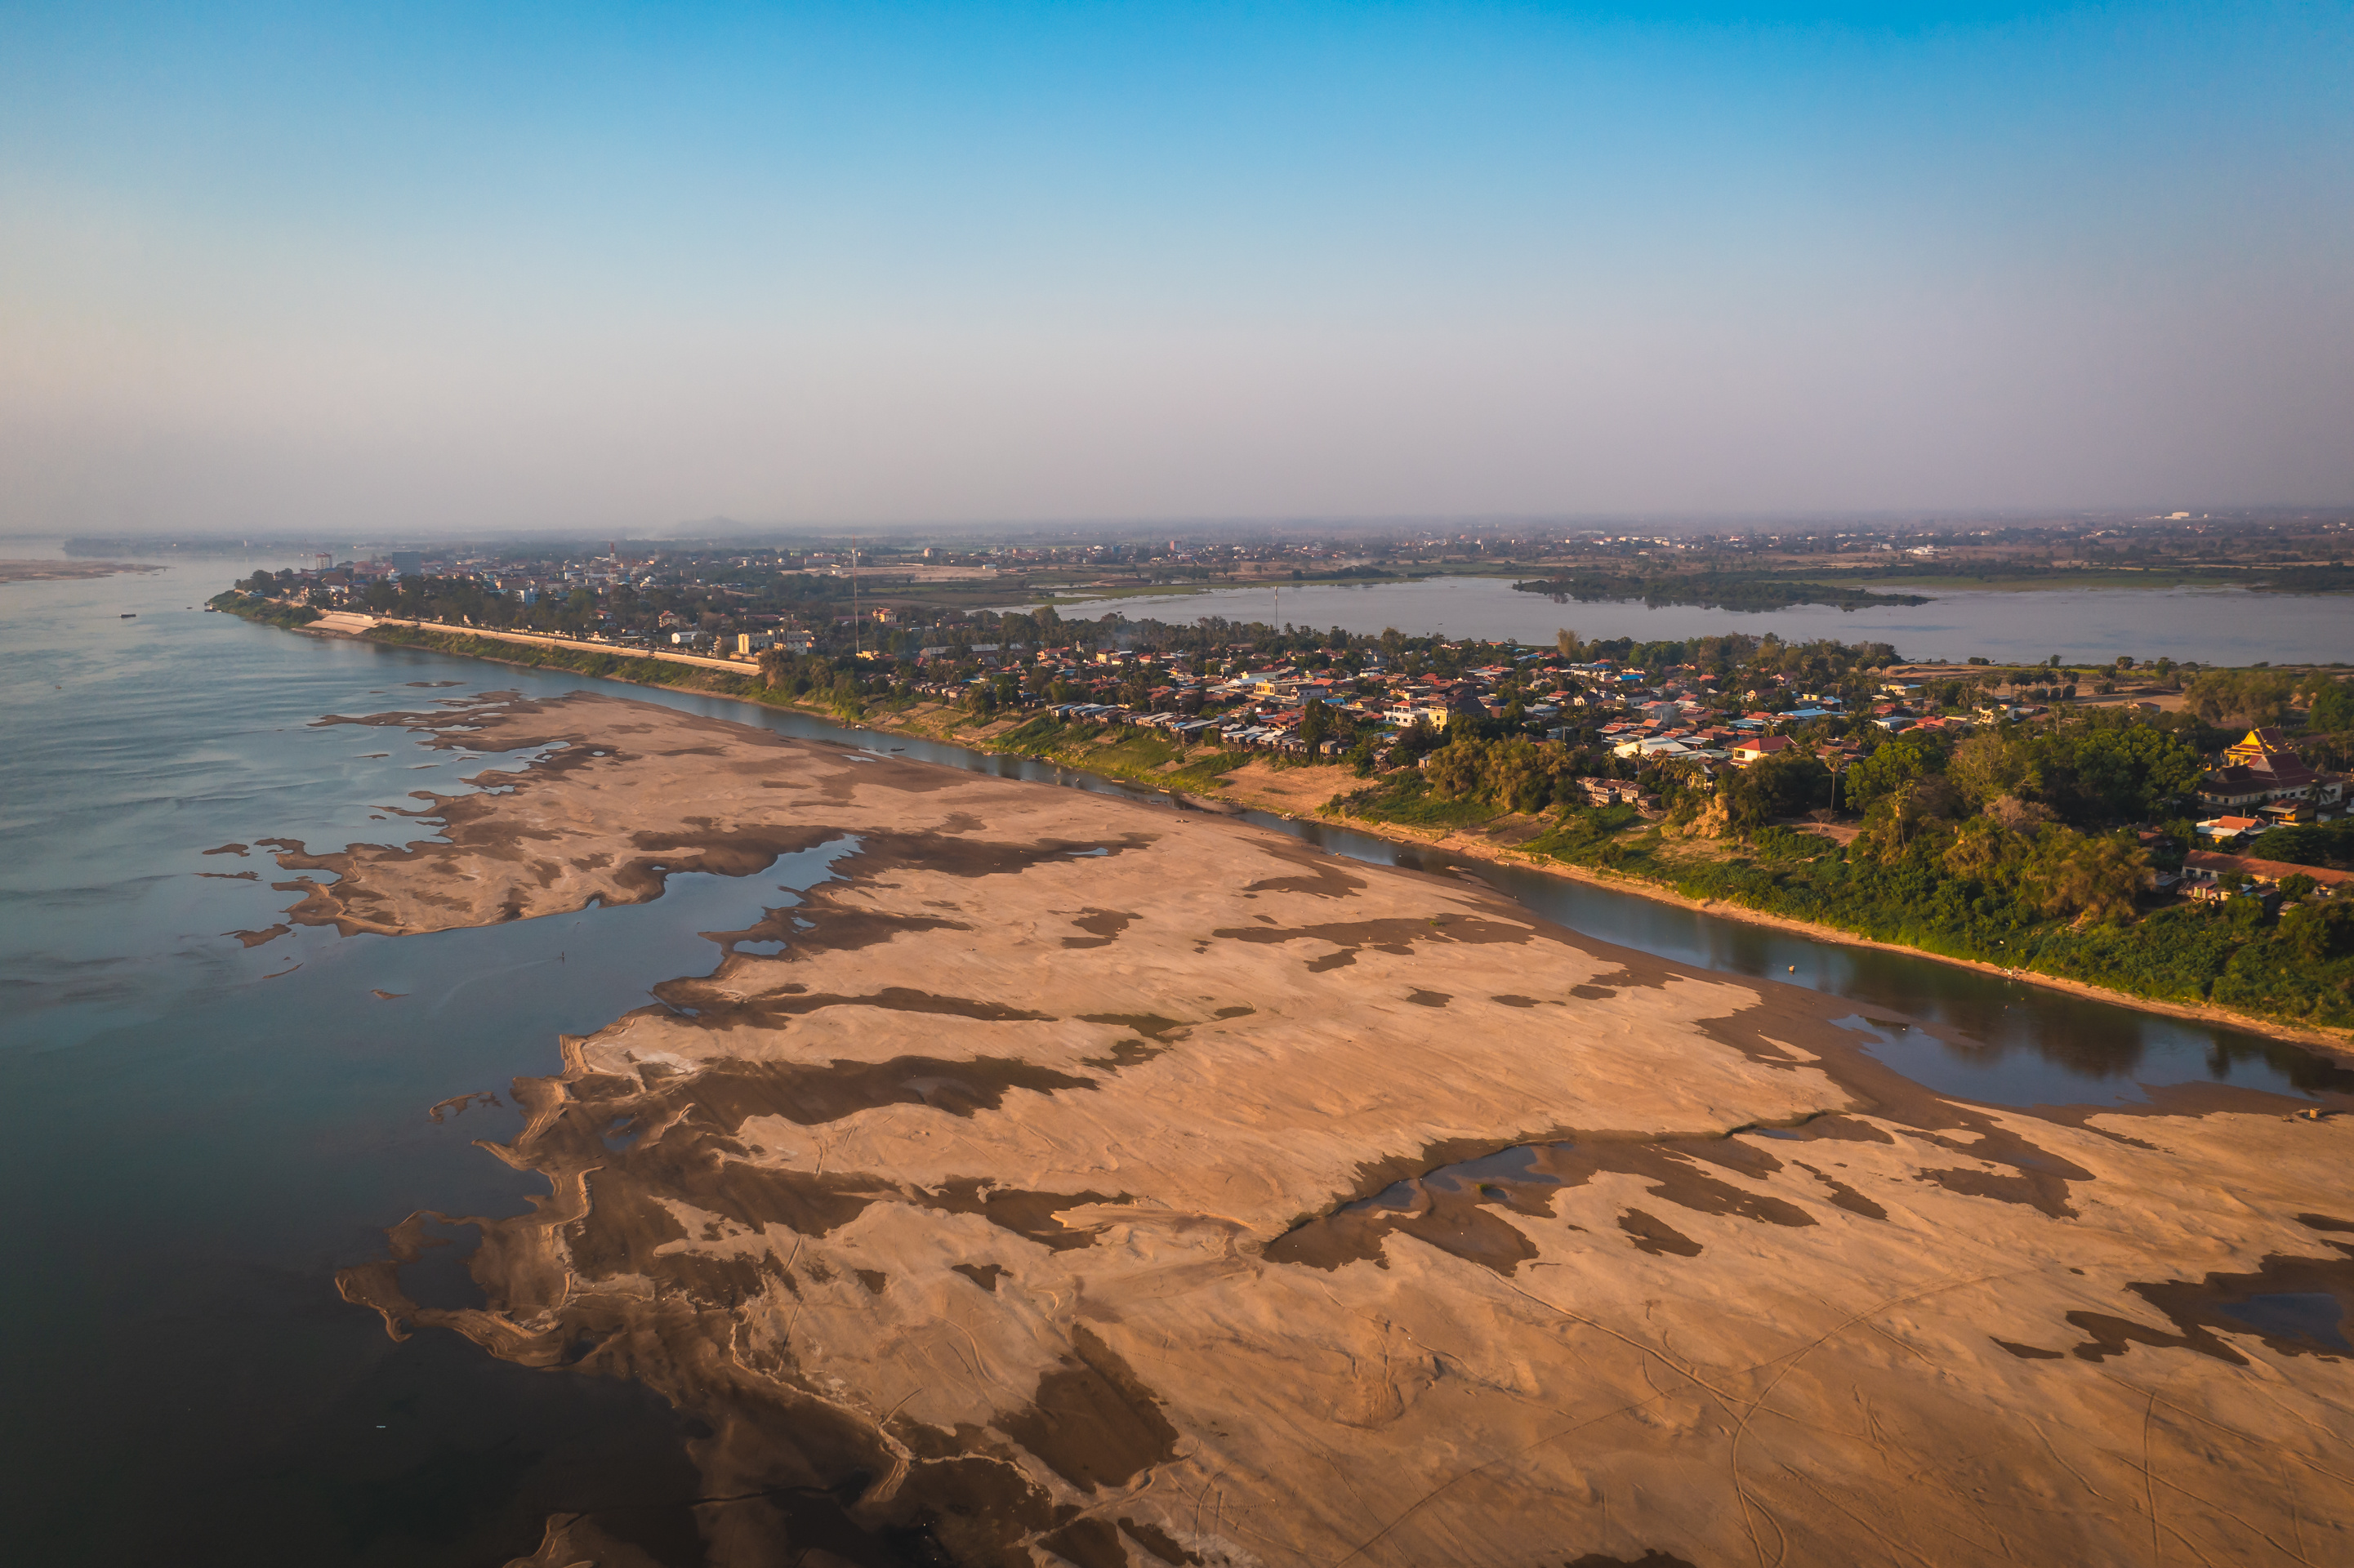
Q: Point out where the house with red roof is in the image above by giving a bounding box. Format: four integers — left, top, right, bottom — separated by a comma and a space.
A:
1731, 734, 1793, 767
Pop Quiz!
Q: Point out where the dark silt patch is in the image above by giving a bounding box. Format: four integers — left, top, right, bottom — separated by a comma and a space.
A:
841, 827, 1160, 883
1618, 1209, 1704, 1257
1080, 1036, 1170, 1070
1239, 849, 1368, 900
1795, 1162, 1888, 1220
1211, 911, 1539, 974
1993, 1339, 2066, 1360
603, 1051, 1098, 1133
649, 983, 1059, 1033
1077, 1012, 1188, 1040
951, 1263, 1008, 1293
915, 1178, 1130, 1251
1265, 1133, 1821, 1275
1407, 989, 1451, 1007
995, 1325, 1179, 1493
1915, 1164, 2080, 1219
1041, 1517, 1128, 1568
1121, 1517, 1204, 1565
559, 1159, 871, 1298
2065, 1247, 2354, 1365
1566, 1553, 1701, 1568
700, 900, 970, 960
1063, 909, 1138, 947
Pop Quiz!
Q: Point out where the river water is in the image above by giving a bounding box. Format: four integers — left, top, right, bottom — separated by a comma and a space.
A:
1028, 575, 2354, 666
3, 547, 2348, 1566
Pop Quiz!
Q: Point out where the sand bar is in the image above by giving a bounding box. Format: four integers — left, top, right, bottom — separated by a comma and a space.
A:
256, 691, 2353, 1567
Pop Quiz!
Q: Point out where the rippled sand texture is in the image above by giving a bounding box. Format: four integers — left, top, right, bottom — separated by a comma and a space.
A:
300, 692, 2354, 1568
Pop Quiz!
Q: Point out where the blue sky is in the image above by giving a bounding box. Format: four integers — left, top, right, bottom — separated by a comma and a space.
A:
2, 2, 2347, 532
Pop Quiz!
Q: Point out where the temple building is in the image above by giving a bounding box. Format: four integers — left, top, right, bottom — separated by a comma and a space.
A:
2197, 727, 2343, 822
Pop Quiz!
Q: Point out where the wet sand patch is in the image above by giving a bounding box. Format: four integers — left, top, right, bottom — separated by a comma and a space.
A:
2066, 1248, 2354, 1364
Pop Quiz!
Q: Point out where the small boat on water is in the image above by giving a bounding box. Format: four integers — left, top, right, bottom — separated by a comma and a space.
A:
120, 612, 136, 618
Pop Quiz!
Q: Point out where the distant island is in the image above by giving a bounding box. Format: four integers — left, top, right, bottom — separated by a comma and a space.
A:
1513, 569, 1933, 612
0, 559, 162, 584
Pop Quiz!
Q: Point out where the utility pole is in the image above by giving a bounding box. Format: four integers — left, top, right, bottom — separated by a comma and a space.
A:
851, 534, 860, 659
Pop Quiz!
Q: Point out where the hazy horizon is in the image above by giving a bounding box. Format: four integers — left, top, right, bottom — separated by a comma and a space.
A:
27, 504, 2352, 551
5, 2, 2349, 536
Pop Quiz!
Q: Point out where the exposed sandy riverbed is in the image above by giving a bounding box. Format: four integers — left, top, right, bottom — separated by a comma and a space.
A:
262, 691, 2352, 1568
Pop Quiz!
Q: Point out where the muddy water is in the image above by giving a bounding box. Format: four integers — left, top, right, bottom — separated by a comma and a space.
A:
2, 546, 2345, 1566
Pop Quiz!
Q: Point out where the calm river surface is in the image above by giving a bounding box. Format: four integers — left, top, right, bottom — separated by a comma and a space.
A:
3, 547, 2349, 1565
1028, 575, 2354, 665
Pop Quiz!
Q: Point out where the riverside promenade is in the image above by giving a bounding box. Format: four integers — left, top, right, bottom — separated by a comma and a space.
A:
307, 611, 760, 675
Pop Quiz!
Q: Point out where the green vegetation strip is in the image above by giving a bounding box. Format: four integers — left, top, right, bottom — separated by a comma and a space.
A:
1335, 719, 2354, 1034
210, 590, 323, 630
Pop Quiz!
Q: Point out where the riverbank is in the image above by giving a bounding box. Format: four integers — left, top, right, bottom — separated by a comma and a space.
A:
301, 611, 2352, 1052
1381, 821, 2354, 1058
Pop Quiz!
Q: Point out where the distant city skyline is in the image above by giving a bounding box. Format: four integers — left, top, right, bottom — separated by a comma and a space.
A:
4, 2, 2349, 534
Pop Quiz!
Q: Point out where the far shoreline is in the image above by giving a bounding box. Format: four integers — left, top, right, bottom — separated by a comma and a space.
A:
288, 611, 2354, 1063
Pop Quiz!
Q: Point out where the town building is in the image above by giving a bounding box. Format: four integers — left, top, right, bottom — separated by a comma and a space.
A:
2197, 728, 2341, 812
